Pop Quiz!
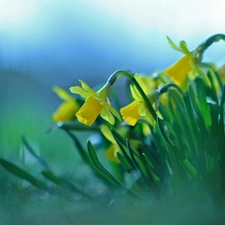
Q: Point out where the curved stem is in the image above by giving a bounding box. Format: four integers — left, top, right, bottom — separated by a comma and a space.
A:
157, 82, 184, 96
194, 33, 225, 63
106, 69, 157, 121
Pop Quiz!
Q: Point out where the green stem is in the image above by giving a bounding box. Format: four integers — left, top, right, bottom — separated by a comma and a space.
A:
157, 82, 184, 96
106, 69, 157, 121
194, 33, 225, 63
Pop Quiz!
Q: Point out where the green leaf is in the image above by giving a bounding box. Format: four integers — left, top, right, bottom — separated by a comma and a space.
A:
64, 129, 114, 185
126, 139, 145, 180
218, 85, 225, 166
182, 159, 197, 178
188, 83, 208, 137
22, 136, 51, 172
64, 129, 92, 165
0, 158, 48, 190
155, 119, 180, 185
111, 130, 135, 169
41, 171, 95, 200
87, 140, 146, 200
116, 153, 133, 172
141, 153, 160, 182
195, 78, 212, 129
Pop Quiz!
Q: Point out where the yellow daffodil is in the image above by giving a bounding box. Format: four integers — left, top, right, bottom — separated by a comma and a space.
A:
52, 86, 80, 122
120, 74, 154, 126
164, 37, 197, 86
70, 80, 121, 126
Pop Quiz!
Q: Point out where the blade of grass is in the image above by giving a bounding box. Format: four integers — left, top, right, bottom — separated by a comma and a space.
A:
22, 136, 51, 172
126, 139, 146, 181
41, 171, 97, 200
195, 77, 212, 129
64, 129, 115, 186
111, 130, 135, 170
141, 153, 160, 183
0, 158, 48, 190
218, 85, 225, 191
87, 140, 146, 200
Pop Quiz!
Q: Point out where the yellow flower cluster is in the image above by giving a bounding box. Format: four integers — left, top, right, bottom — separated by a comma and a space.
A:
52, 35, 216, 163
52, 50, 196, 126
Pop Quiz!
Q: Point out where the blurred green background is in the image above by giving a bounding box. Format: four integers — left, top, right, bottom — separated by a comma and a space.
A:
0, 0, 224, 173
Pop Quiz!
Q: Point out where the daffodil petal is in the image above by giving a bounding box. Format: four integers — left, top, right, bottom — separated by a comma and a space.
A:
179, 41, 191, 56
76, 96, 102, 126
134, 74, 154, 95
105, 103, 121, 121
120, 100, 141, 126
134, 74, 148, 94
130, 85, 142, 100
164, 55, 192, 85
53, 86, 74, 101
100, 124, 116, 144
166, 36, 182, 52
79, 80, 97, 96
100, 107, 115, 125
70, 86, 91, 98
53, 101, 79, 122
138, 102, 146, 116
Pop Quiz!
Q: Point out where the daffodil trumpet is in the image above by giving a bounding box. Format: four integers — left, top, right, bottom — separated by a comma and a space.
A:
70, 81, 121, 126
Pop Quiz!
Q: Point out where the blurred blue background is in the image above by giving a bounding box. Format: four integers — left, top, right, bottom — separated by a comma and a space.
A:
0, 0, 224, 168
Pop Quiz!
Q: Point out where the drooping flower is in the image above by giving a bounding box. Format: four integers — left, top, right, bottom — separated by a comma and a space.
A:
164, 55, 192, 85
164, 37, 198, 86
70, 80, 121, 126
120, 74, 155, 126
120, 100, 141, 126
52, 86, 80, 122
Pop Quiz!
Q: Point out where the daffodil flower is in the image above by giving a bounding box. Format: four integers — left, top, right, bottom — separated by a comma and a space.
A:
164, 37, 198, 86
120, 74, 155, 126
70, 80, 121, 126
52, 86, 80, 122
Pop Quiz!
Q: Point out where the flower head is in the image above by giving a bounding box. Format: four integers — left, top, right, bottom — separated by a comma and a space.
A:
70, 80, 121, 126
164, 37, 196, 86
52, 86, 80, 122
120, 74, 155, 126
